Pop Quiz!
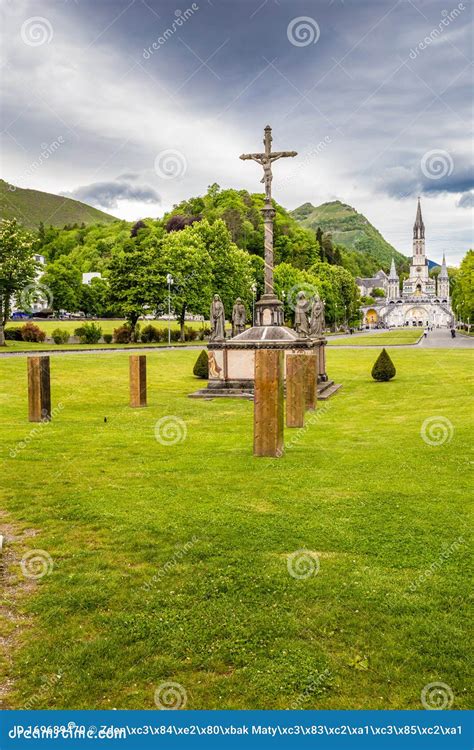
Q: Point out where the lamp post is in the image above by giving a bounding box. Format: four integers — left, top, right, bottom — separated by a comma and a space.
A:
166, 273, 173, 345
251, 282, 257, 326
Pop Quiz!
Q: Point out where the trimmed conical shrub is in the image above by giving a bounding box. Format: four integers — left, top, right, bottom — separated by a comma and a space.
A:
193, 349, 209, 379
371, 348, 396, 381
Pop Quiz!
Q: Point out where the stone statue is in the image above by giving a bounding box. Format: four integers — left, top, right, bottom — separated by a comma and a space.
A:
231, 297, 246, 337
309, 296, 325, 337
210, 294, 226, 341
294, 291, 310, 338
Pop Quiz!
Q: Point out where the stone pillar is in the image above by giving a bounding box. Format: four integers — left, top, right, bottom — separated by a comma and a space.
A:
27, 356, 51, 422
129, 355, 147, 407
254, 348, 284, 457
286, 353, 305, 428
304, 352, 318, 411
262, 204, 276, 295
317, 339, 327, 381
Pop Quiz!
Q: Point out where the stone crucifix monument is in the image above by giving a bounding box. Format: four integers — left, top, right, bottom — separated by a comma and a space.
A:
191, 125, 340, 401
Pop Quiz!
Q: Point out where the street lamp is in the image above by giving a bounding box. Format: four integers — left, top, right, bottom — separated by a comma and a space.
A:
251, 282, 257, 326
166, 273, 173, 345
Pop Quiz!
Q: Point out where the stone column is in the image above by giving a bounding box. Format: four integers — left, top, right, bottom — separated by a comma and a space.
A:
254, 348, 284, 457
129, 355, 147, 407
27, 356, 51, 422
262, 204, 276, 295
304, 352, 318, 411
286, 353, 305, 428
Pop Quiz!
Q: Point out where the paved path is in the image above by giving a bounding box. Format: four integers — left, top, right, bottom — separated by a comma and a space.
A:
417, 329, 474, 348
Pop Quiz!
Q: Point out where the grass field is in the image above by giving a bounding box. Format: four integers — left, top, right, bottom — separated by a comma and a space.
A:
6, 319, 207, 335
328, 330, 422, 346
1, 347, 472, 710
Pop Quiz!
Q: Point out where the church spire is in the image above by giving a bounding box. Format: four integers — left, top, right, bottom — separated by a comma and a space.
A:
439, 253, 448, 277
389, 257, 398, 279
413, 196, 425, 239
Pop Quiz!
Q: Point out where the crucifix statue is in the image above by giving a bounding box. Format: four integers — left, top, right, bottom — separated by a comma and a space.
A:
240, 126, 297, 319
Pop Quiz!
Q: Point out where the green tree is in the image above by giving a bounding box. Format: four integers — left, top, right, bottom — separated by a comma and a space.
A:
41, 256, 82, 315
452, 250, 474, 323
79, 276, 111, 317
157, 227, 213, 341
0, 218, 37, 346
108, 242, 161, 339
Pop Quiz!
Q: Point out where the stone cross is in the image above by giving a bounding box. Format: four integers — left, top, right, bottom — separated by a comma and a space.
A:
240, 126, 297, 298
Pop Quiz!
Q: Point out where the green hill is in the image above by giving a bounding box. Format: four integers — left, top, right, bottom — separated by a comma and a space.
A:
291, 200, 407, 269
0, 180, 117, 229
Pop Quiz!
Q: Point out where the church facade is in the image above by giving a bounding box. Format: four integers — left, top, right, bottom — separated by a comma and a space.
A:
360, 199, 453, 328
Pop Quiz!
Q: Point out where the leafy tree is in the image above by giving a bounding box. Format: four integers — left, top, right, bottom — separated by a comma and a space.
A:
372, 287, 386, 297
79, 276, 112, 317
0, 218, 37, 346
452, 250, 474, 323
108, 241, 160, 339
41, 256, 82, 315
157, 226, 213, 341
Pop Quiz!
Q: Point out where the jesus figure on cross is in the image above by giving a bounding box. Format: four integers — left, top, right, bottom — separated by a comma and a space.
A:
240, 125, 297, 203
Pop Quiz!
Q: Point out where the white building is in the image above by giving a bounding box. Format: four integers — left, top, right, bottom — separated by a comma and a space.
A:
361, 199, 453, 328
82, 272, 102, 285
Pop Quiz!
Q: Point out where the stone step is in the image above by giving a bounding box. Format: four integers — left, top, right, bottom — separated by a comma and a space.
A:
317, 382, 342, 400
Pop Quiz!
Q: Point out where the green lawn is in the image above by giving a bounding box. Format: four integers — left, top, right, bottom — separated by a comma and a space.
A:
328, 329, 422, 346
1, 347, 472, 710
2, 340, 200, 352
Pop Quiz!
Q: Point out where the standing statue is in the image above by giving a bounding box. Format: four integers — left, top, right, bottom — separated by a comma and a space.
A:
231, 298, 246, 337
294, 291, 310, 337
309, 296, 325, 337
210, 294, 226, 341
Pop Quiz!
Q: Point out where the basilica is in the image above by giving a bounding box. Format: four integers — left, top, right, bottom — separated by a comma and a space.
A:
360, 199, 453, 328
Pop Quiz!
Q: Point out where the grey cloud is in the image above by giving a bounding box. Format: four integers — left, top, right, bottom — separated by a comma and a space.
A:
61, 181, 161, 209
457, 191, 474, 209
379, 160, 474, 199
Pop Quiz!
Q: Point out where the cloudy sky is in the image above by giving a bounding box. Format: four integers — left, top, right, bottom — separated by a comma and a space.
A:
1, 0, 472, 263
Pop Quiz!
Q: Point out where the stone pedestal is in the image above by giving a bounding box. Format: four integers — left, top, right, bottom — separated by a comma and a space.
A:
286, 353, 305, 428
304, 351, 318, 411
129, 355, 147, 407
254, 348, 284, 457
27, 356, 51, 422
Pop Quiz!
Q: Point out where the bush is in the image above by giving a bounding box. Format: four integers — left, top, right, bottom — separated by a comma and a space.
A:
193, 349, 209, 378
51, 328, 70, 345
103, 334, 113, 344
21, 323, 46, 342
113, 325, 132, 344
74, 322, 102, 344
170, 329, 181, 342
198, 326, 211, 341
141, 324, 161, 343
371, 348, 396, 381
184, 325, 198, 341
5, 326, 23, 341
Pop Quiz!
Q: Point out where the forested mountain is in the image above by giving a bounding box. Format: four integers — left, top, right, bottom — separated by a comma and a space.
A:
0, 180, 117, 229
291, 200, 408, 271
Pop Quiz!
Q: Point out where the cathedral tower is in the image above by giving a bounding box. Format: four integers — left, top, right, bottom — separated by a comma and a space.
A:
413, 196, 426, 265
437, 253, 450, 300
388, 257, 400, 299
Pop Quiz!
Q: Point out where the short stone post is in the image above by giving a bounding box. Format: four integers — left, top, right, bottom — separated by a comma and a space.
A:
129, 355, 147, 407
27, 356, 51, 422
286, 353, 305, 428
304, 352, 318, 411
254, 348, 284, 457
